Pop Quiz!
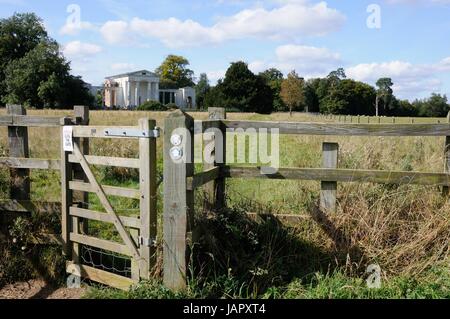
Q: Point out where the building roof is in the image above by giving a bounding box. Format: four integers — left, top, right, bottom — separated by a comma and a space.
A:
105, 70, 159, 80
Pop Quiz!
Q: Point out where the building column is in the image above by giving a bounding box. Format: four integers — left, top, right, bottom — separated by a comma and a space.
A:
147, 82, 152, 102
135, 82, 139, 107
126, 81, 131, 107
154, 82, 159, 101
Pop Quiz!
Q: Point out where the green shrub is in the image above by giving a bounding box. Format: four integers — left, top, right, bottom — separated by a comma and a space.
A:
165, 103, 178, 110
136, 101, 168, 111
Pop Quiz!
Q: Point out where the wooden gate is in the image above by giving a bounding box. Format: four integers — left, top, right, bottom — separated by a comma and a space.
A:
61, 118, 159, 290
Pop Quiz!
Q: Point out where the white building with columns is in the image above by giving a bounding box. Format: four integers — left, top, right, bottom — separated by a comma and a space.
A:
104, 70, 196, 109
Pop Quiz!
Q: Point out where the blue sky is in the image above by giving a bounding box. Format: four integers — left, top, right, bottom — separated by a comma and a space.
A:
1, 0, 449, 100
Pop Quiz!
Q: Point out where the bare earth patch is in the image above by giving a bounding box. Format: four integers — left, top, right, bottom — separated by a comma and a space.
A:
0, 280, 85, 299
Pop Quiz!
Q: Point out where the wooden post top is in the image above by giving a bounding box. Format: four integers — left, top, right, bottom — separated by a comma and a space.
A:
208, 107, 226, 120
7, 104, 26, 115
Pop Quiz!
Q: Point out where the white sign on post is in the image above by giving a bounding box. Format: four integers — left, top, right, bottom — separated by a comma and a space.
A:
63, 126, 74, 152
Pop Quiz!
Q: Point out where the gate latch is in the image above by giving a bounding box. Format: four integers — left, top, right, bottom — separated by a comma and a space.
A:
139, 236, 157, 247
104, 127, 160, 138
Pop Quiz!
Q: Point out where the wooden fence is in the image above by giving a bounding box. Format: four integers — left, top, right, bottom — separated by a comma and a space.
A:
315, 113, 446, 124
162, 107, 450, 291
1, 105, 450, 292
0, 105, 86, 244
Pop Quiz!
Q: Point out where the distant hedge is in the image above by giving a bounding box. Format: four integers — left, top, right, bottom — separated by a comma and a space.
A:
137, 101, 168, 111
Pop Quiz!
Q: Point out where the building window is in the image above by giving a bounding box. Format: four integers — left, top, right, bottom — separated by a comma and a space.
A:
165, 92, 171, 104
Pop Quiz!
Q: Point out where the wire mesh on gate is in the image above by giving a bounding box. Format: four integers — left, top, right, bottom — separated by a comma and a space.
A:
81, 245, 132, 278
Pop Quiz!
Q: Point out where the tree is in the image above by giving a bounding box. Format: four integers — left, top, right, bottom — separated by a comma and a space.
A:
375, 78, 394, 116
3, 41, 70, 107
0, 12, 94, 108
327, 68, 346, 85
155, 55, 195, 89
415, 93, 449, 117
259, 68, 285, 111
216, 61, 273, 114
0, 13, 50, 100
280, 70, 305, 116
195, 73, 210, 109
320, 79, 376, 115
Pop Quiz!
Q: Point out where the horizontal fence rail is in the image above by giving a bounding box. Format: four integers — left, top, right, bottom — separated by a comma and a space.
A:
0, 115, 80, 127
0, 157, 61, 170
222, 166, 450, 186
222, 120, 450, 136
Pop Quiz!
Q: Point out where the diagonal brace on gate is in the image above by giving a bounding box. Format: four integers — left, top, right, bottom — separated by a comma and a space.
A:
72, 142, 141, 261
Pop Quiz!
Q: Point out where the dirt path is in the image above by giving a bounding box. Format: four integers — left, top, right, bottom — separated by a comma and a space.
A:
0, 279, 86, 299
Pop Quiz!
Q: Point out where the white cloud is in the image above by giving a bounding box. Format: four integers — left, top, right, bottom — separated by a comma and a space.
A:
385, 0, 450, 5
63, 41, 102, 59
100, 1, 345, 48
100, 20, 130, 45
347, 58, 450, 99
60, 21, 96, 36
248, 44, 342, 78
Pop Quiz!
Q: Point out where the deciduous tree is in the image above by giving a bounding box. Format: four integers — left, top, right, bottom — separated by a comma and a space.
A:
155, 55, 195, 89
280, 70, 304, 116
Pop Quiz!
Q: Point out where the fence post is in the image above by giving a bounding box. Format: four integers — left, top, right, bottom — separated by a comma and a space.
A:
444, 112, 450, 196
163, 110, 194, 291
320, 142, 339, 213
71, 106, 90, 263
204, 107, 227, 210
7, 105, 30, 200
138, 118, 158, 280
60, 117, 74, 257
72, 106, 89, 207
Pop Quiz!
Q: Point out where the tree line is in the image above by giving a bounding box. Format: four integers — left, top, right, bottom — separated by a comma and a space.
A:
195, 63, 449, 117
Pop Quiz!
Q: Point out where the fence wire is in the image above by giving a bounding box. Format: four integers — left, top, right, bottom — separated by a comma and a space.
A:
81, 245, 132, 278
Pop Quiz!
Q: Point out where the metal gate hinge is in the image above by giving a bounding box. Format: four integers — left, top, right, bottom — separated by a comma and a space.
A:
138, 236, 157, 247
104, 127, 160, 138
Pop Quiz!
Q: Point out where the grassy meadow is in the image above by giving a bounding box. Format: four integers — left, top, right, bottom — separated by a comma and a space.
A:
0, 109, 449, 299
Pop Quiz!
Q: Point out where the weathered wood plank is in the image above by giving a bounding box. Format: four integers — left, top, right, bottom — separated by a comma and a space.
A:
195, 119, 222, 134
61, 117, 74, 256
223, 166, 450, 186
0, 115, 76, 127
68, 154, 140, 168
223, 120, 450, 136
70, 206, 140, 229
203, 108, 227, 209
70, 233, 131, 256
187, 167, 220, 190
320, 143, 339, 213
69, 181, 140, 199
0, 200, 61, 214
72, 126, 139, 138
163, 110, 194, 291
7, 105, 30, 200
0, 115, 13, 125
12, 115, 66, 127
72, 105, 90, 233
138, 118, 158, 280
0, 157, 61, 170
67, 262, 135, 291
444, 112, 450, 195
